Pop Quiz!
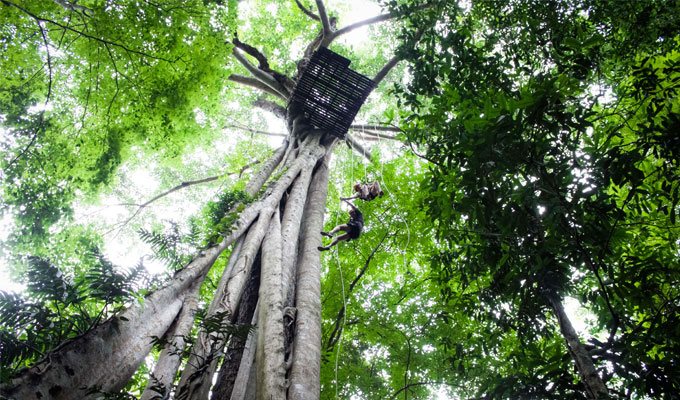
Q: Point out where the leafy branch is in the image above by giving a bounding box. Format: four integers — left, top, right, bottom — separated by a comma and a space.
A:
51, 0, 93, 17
1, 1, 179, 63
106, 155, 268, 233
0, 254, 151, 378
294, 0, 320, 21
325, 232, 389, 353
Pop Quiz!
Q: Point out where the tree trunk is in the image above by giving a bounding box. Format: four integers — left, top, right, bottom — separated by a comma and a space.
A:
256, 210, 287, 399
175, 135, 326, 400
141, 280, 202, 400
213, 304, 258, 400
1, 240, 226, 400
2, 102, 336, 400
0, 122, 333, 400
289, 148, 333, 400
545, 293, 609, 399
175, 212, 270, 400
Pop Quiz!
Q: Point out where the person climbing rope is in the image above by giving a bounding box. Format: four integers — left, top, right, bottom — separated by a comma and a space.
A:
318, 199, 364, 251
340, 181, 383, 202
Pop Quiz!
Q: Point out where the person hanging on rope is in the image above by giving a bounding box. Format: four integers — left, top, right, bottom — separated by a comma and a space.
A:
318, 199, 364, 251
340, 181, 384, 202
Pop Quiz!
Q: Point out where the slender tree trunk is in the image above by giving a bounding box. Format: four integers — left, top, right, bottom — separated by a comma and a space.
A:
545, 293, 609, 399
215, 304, 258, 400
256, 210, 287, 399
141, 280, 202, 400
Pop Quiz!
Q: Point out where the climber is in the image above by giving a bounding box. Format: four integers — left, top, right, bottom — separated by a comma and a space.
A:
318, 199, 364, 251
340, 181, 383, 202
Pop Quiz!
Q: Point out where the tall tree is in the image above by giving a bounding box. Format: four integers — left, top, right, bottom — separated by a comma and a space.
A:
391, 0, 680, 398
1, 0, 418, 399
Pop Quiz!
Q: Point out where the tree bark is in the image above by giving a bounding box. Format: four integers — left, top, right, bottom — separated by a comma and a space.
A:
1, 239, 226, 400
245, 143, 287, 196
256, 210, 287, 400
212, 268, 260, 400
175, 214, 268, 400
220, 304, 258, 400
288, 146, 333, 400
546, 293, 609, 399
281, 166, 314, 306
141, 280, 202, 400
233, 49, 289, 99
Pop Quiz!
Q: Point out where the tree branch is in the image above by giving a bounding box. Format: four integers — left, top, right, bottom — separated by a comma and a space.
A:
225, 123, 286, 138
233, 49, 290, 99
302, 16, 337, 61
373, 54, 401, 86
228, 74, 286, 101
322, 13, 395, 46
350, 124, 401, 133
315, 0, 332, 41
52, 0, 93, 16
325, 233, 388, 352
105, 154, 271, 234
408, 141, 443, 168
295, 0, 320, 21
106, 177, 219, 235
351, 126, 401, 141
352, 131, 399, 142
321, 4, 430, 47
345, 134, 372, 161
232, 35, 296, 92
2, 0, 176, 62
253, 97, 287, 120
390, 382, 446, 399
4, 113, 47, 173
38, 21, 53, 102
233, 34, 271, 71
350, 233, 388, 292
373, 28, 425, 87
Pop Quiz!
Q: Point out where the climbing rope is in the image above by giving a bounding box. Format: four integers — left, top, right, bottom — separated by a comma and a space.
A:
349, 137, 354, 197
332, 213, 347, 400
377, 131, 411, 270
329, 125, 412, 398
360, 125, 368, 180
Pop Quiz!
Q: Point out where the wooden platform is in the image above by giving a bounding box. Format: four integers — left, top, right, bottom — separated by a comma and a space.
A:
290, 47, 375, 139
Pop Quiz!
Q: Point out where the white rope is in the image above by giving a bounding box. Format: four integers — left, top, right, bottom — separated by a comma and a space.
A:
332, 213, 347, 400
378, 134, 411, 269
349, 139, 354, 196
360, 125, 367, 180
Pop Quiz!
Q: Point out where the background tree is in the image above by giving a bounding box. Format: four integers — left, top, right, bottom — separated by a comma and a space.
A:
389, 0, 680, 398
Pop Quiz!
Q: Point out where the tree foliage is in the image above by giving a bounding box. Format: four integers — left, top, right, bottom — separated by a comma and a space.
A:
1, 0, 236, 247
0, 251, 153, 382
387, 0, 680, 397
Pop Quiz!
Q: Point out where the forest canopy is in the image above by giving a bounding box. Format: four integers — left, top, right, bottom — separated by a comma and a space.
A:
1, 0, 679, 399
